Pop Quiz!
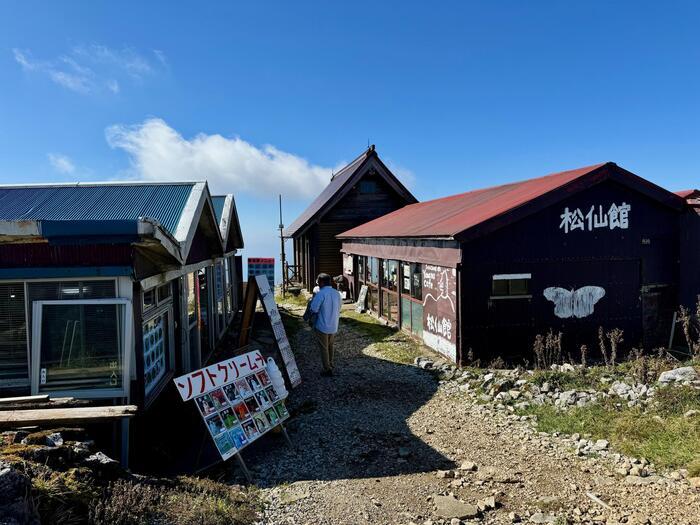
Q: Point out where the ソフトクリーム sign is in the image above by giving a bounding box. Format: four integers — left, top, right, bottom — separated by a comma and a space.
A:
174, 349, 290, 461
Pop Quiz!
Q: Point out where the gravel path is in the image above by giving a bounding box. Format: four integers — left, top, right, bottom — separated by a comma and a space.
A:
252, 306, 700, 525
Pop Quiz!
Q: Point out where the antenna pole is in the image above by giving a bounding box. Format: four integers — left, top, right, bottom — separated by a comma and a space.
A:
278, 194, 286, 297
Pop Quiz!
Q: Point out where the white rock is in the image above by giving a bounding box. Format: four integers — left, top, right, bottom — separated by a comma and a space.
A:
658, 366, 698, 384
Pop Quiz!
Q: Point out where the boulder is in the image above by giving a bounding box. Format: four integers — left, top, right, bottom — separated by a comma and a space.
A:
0, 461, 38, 525
529, 513, 556, 524
658, 366, 698, 384
83, 451, 126, 480
433, 495, 479, 519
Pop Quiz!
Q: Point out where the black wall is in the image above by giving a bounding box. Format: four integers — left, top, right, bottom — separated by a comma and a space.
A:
460, 180, 682, 362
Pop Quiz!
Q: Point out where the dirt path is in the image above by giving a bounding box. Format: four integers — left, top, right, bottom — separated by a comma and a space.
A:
252, 306, 700, 524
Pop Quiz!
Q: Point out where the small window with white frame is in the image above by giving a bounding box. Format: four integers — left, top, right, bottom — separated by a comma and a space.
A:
491, 273, 531, 298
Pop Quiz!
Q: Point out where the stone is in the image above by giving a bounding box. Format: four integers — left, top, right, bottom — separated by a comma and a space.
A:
592, 439, 609, 451
46, 432, 64, 447
459, 461, 477, 472
624, 475, 661, 486
508, 511, 522, 523
450, 519, 461, 525
684, 409, 699, 419
658, 366, 698, 384
437, 469, 454, 478
83, 451, 126, 480
541, 382, 551, 393
529, 512, 556, 524
433, 495, 480, 519
689, 477, 700, 489
0, 461, 37, 525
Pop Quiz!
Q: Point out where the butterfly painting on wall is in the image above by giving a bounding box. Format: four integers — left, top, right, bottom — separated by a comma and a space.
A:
543, 286, 606, 319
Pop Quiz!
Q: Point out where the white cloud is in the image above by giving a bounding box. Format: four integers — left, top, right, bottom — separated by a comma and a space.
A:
48, 153, 76, 174
12, 44, 162, 94
105, 118, 334, 199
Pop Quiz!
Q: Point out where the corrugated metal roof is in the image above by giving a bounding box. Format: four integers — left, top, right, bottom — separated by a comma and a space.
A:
0, 183, 194, 236
211, 195, 226, 226
338, 163, 612, 239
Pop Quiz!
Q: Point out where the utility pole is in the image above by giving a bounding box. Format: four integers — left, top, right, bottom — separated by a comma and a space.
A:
278, 194, 286, 297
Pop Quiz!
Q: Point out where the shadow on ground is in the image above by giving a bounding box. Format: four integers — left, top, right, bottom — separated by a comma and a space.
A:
241, 309, 454, 486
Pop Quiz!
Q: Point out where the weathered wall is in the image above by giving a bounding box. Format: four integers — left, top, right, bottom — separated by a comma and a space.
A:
460, 179, 682, 361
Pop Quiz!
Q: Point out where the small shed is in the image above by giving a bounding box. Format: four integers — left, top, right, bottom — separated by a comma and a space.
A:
0, 181, 243, 409
339, 162, 691, 364
284, 145, 416, 291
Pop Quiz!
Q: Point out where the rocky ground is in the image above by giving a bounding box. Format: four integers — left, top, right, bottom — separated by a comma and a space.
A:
254, 303, 700, 525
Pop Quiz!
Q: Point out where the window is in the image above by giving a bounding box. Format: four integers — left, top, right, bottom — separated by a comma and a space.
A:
143, 289, 156, 311
358, 256, 366, 283
369, 257, 379, 285
491, 273, 531, 297
411, 263, 422, 300
359, 180, 378, 194
401, 263, 411, 294
157, 283, 172, 303
187, 272, 198, 326
31, 299, 132, 398
0, 283, 28, 388
382, 260, 398, 291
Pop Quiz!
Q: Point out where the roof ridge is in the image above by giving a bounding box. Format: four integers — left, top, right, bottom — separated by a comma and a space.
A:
0, 181, 201, 189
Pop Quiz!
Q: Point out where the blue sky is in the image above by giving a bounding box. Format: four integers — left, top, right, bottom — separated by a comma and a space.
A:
1, 2, 699, 278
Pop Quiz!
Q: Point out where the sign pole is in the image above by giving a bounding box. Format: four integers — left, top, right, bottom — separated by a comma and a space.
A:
279, 194, 286, 297
235, 453, 253, 483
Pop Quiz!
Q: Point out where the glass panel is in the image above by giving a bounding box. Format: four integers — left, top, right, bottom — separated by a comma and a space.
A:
370, 258, 379, 285
358, 256, 366, 283
381, 291, 389, 320
401, 263, 411, 294
492, 279, 509, 296
143, 309, 169, 397
390, 294, 399, 321
197, 270, 209, 358
386, 260, 398, 291
381, 260, 388, 288
143, 289, 155, 310
510, 278, 529, 295
157, 283, 171, 303
0, 283, 28, 386
39, 303, 123, 392
401, 297, 411, 330
411, 263, 422, 300
411, 302, 423, 337
187, 273, 198, 326
369, 286, 378, 313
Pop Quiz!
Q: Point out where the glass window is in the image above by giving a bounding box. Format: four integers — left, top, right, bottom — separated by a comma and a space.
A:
411, 302, 423, 337
0, 283, 28, 387
33, 300, 130, 397
384, 260, 398, 291
143, 289, 155, 310
187, 272, 198, 326
157, 283, 171, 304
143, 309, 171, 397
369, 257, 379, 285
358, 256, 366, 283
491, 274, 531, 297
401, 297, 411, 330
411, 263, 422, 300
401, 263, 411, 294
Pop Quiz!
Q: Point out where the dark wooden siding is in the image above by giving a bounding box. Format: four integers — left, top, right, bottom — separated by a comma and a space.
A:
460, 179, 681, 363
0, 243, 133, 268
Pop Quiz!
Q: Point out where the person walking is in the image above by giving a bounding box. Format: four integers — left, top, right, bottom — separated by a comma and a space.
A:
309, 273, 342, 376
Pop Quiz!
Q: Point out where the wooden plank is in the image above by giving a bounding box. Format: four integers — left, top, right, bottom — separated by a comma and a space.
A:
0, 405, 137, 429
0, 394, 49, 405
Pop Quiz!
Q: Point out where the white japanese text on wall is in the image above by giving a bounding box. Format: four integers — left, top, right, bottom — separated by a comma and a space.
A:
559, 202, 630, 234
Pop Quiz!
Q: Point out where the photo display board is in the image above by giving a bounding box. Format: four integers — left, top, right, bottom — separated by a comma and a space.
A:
255, 275, 302, 388
174, 349, 290, 461
248, 257, 275, 290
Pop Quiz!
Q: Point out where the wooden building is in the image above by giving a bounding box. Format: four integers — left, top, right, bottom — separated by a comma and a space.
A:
0, 182, 243, 409
339, 162, 694, 364
284, 145, 416, 291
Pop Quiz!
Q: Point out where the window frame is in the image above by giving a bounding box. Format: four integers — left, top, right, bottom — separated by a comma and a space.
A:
30, 298, 133, 399
490, 273, 532, 299
142, 302, 175, 403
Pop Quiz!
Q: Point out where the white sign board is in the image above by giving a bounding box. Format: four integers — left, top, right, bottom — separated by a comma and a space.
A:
174, 349, 290, 461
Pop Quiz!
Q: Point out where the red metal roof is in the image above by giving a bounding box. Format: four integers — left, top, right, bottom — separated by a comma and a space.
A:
338, 163, 612, 239
675, 189, 700, 199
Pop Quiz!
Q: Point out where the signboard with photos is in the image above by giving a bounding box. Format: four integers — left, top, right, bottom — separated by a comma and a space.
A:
174, 349, 290, 461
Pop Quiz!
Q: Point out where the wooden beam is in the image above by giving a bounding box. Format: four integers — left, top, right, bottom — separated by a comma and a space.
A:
0, 405, 137, 429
